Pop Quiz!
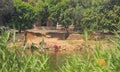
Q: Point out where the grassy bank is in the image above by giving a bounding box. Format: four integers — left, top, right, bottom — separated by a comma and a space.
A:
60, 31, 120, 72
0, 30, 50, 72
0, 30, 120, 72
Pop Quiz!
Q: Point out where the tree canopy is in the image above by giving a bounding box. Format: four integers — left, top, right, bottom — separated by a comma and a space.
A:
2, 0, 120, 32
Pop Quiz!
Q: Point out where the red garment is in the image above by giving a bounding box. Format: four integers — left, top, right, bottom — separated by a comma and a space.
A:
53, 45, 59, 49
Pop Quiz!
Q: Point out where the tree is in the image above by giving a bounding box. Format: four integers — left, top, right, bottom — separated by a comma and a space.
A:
48, 3, 61, 24
101, 5, 120, 31
49, 0, 69, 25
2, 0, 120, 33
59, 8, 73, 33
72, 0, 111, 32
37, 0, 52, 26
8, 0, 37, 32
71, 5, 83, 31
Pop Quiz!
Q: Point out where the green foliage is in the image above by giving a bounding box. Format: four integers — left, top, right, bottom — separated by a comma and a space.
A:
0, 31, 120, 72
49, 0, 74, 32
34, 0, 44, 13
59, 8, 73, 32
49, 0, 69, 24
39, 0, 50, 26
2, 0, 120, 32
0, 30, 50, 72
8, 0, 38, 32
60, 33, 120, 72
73, 0, 108, 32
71, 5, 83, 31
101, 5, 120, 31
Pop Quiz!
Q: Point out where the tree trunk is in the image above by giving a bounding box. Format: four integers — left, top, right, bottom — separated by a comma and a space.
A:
64, 26, 70, 39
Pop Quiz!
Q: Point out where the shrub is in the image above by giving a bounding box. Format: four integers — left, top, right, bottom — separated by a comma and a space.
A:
8, 0, 38, 32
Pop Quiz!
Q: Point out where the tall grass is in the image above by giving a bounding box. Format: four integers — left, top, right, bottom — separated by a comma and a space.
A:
60, 30, 120, 72
0, 30, 120, 72
0, 30, 50, 72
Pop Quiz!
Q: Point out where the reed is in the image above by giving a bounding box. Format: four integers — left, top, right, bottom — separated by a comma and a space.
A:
60, 31, 120, 72
0, 30, 120, 72
0, 30, 49, 72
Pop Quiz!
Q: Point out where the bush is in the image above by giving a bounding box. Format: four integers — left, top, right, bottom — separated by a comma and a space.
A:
8, 0, 38, 32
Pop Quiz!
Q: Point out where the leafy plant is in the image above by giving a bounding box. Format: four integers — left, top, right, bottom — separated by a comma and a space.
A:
7, 0, 38, 32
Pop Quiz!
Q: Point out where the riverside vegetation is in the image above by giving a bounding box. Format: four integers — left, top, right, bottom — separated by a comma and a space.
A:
0, 0, 120, 72
0, 0, 120, 33
0, 30, 120, 72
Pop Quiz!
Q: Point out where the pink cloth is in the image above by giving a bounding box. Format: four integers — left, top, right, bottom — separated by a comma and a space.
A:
53, 45, 59, 49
